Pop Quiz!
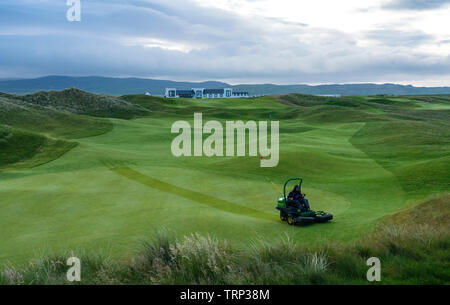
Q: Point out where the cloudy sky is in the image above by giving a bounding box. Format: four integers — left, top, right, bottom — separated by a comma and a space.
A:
0, 0, 449, 85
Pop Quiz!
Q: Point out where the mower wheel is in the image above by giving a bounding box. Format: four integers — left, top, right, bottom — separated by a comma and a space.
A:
280, 213, 287, 221
287, 215, 295, 226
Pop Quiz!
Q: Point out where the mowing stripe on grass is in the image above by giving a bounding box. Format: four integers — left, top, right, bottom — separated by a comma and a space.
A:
111, 167, 277, 222
265, 176, 283, 195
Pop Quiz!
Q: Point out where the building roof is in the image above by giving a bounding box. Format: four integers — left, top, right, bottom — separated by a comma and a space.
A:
203, 89, 224, 94
176, 90, 195, 94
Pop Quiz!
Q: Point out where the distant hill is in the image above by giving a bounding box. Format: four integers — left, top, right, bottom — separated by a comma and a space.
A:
1, 76, 450, 96
0, 76, 229, 96
232, 83, 450, 96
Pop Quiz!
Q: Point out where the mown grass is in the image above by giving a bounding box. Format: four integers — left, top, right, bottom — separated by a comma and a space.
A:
1, 195, 448, 285
0, 92, 448, 281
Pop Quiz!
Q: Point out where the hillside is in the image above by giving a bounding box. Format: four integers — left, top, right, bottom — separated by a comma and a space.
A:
233, 83, 450, 96
0, 76, 229, 96
17, 88, 150, 119
0, 94, 112, 139
0, 88, 149, 169
2, 76, 450, 96
0, 125, 77, 170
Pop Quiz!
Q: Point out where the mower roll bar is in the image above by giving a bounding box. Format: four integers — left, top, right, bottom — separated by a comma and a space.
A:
283, 177, 303, 200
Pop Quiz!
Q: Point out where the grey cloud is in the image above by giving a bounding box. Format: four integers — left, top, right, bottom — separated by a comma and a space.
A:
383, 0, 450, 10
0, 0, 449, 84
364, 29, 435, 46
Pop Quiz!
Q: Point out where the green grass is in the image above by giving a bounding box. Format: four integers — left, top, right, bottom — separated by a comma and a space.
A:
0, 91, 116, 170
0, 93, 448, 284
1, 194, 448, 285
0, 126, 77, 170
20, 88, 149, 119
0, 95, 113, 139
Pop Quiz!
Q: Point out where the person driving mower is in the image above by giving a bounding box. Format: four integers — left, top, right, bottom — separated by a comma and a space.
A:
276, 177, 333, 225
287, 185, 310, 212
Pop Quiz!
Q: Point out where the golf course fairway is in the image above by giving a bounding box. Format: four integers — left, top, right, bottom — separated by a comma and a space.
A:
0, 93, 448, 266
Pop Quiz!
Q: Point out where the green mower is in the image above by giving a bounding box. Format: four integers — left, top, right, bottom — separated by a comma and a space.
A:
276, 177, 333, 225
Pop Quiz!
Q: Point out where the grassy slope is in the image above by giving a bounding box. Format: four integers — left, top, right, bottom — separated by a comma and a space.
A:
0, 126, 77, 170
0, 90, 121, 171
0, 93, 448, 270
1, 194, 448, 285
20, 88, 149, 119
0, 88, 149, 170
0, 96, 113, 139
350, 97, 450, 198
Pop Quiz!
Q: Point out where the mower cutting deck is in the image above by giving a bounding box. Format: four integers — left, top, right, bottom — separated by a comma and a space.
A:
276, 177, 333, 226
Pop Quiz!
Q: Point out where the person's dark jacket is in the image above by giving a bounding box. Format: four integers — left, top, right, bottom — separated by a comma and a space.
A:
288, 185, 302, 201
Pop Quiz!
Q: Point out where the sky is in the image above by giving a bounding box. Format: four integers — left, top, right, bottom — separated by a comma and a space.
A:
0, 0, 449, 86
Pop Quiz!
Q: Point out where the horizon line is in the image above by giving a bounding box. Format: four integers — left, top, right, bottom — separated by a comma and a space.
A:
2, 75, 450, 88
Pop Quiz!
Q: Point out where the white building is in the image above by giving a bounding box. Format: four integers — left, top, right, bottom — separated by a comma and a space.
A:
164, 88, 249, 99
